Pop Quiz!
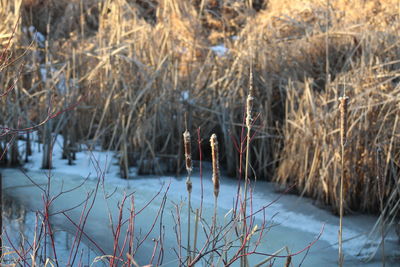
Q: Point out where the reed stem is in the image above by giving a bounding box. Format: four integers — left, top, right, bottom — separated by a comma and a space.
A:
338, 95, 348, 267
377, 146, 385, 267
193, 208, 199, 266
0, 173, 2, 259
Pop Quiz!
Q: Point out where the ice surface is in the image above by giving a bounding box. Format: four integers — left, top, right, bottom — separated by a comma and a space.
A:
2, 135, 399, 266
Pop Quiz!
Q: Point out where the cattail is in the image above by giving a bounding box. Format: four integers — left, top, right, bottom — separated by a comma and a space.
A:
339, 96, 349, 146
183, 130, 192, 173
183, 130, 192, 263
242, 69, 254, 267
246, 72, 254, 128
210, 134, 220, 198
186, 177, 193, 194
183, 130, 192, 193
210, 133, 220, 264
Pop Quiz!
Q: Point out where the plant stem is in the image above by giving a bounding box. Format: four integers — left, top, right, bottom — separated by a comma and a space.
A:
339, 141, 344, 267
241, 120, 251, 267
211, 194, 218, 264
187, 179, 192, 265
381, 209, 385, 267
183, 130, 193, 264
192, 208, 199, 266
0, 173, 2, 259
338, 95, 348, 267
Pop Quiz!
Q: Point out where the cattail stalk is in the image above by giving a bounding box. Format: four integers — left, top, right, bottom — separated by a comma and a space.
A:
284, 255, 292, 267
376, 146, 385, 267
193, 208, 200, 264
338, 95, 348, 267
183, 130, 192, 264
210, 133, 220, 264
241, 71, 254, 267
0, 173, 2, 258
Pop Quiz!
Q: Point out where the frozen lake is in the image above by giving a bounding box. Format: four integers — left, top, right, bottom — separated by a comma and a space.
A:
1, 136, 399, 266
2, 165, 399, 266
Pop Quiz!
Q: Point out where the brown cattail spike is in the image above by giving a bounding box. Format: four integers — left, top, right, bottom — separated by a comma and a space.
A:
186, 179, 192, 194
183, 130, 192, 194
183, 130, 192, 173
339, 96, 349, 146
246, 71, 254, 129
210, 134, 220, 198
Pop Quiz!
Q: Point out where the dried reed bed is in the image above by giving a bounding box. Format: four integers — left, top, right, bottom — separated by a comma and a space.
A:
1, 0, 400, 215
234, 0, 400, 214
277, 70, 400, 213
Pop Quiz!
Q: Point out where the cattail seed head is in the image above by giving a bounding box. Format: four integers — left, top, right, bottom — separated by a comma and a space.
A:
186, 178, 192, 194
246, 73, 254, 129
183, 130, 192, 174
339, 96, 349, 146
210, 134, 220, 198
246, 94, 254, 128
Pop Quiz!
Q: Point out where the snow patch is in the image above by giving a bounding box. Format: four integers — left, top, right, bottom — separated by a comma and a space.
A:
211, 44, 228, 56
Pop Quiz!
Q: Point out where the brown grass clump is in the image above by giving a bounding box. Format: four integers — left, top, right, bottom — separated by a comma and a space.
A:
233, 0, 400, 214
276, 68, 400, 213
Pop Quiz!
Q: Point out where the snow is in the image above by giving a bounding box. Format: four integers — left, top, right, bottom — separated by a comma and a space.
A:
39, 65, 68, 95
181, 90, 189, 101
2, 135, 399, 266
211, 44, 228, 56
27, 25, 45, 47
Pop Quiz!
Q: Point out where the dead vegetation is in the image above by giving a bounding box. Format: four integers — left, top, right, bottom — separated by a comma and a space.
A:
0, 0, 400, 218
